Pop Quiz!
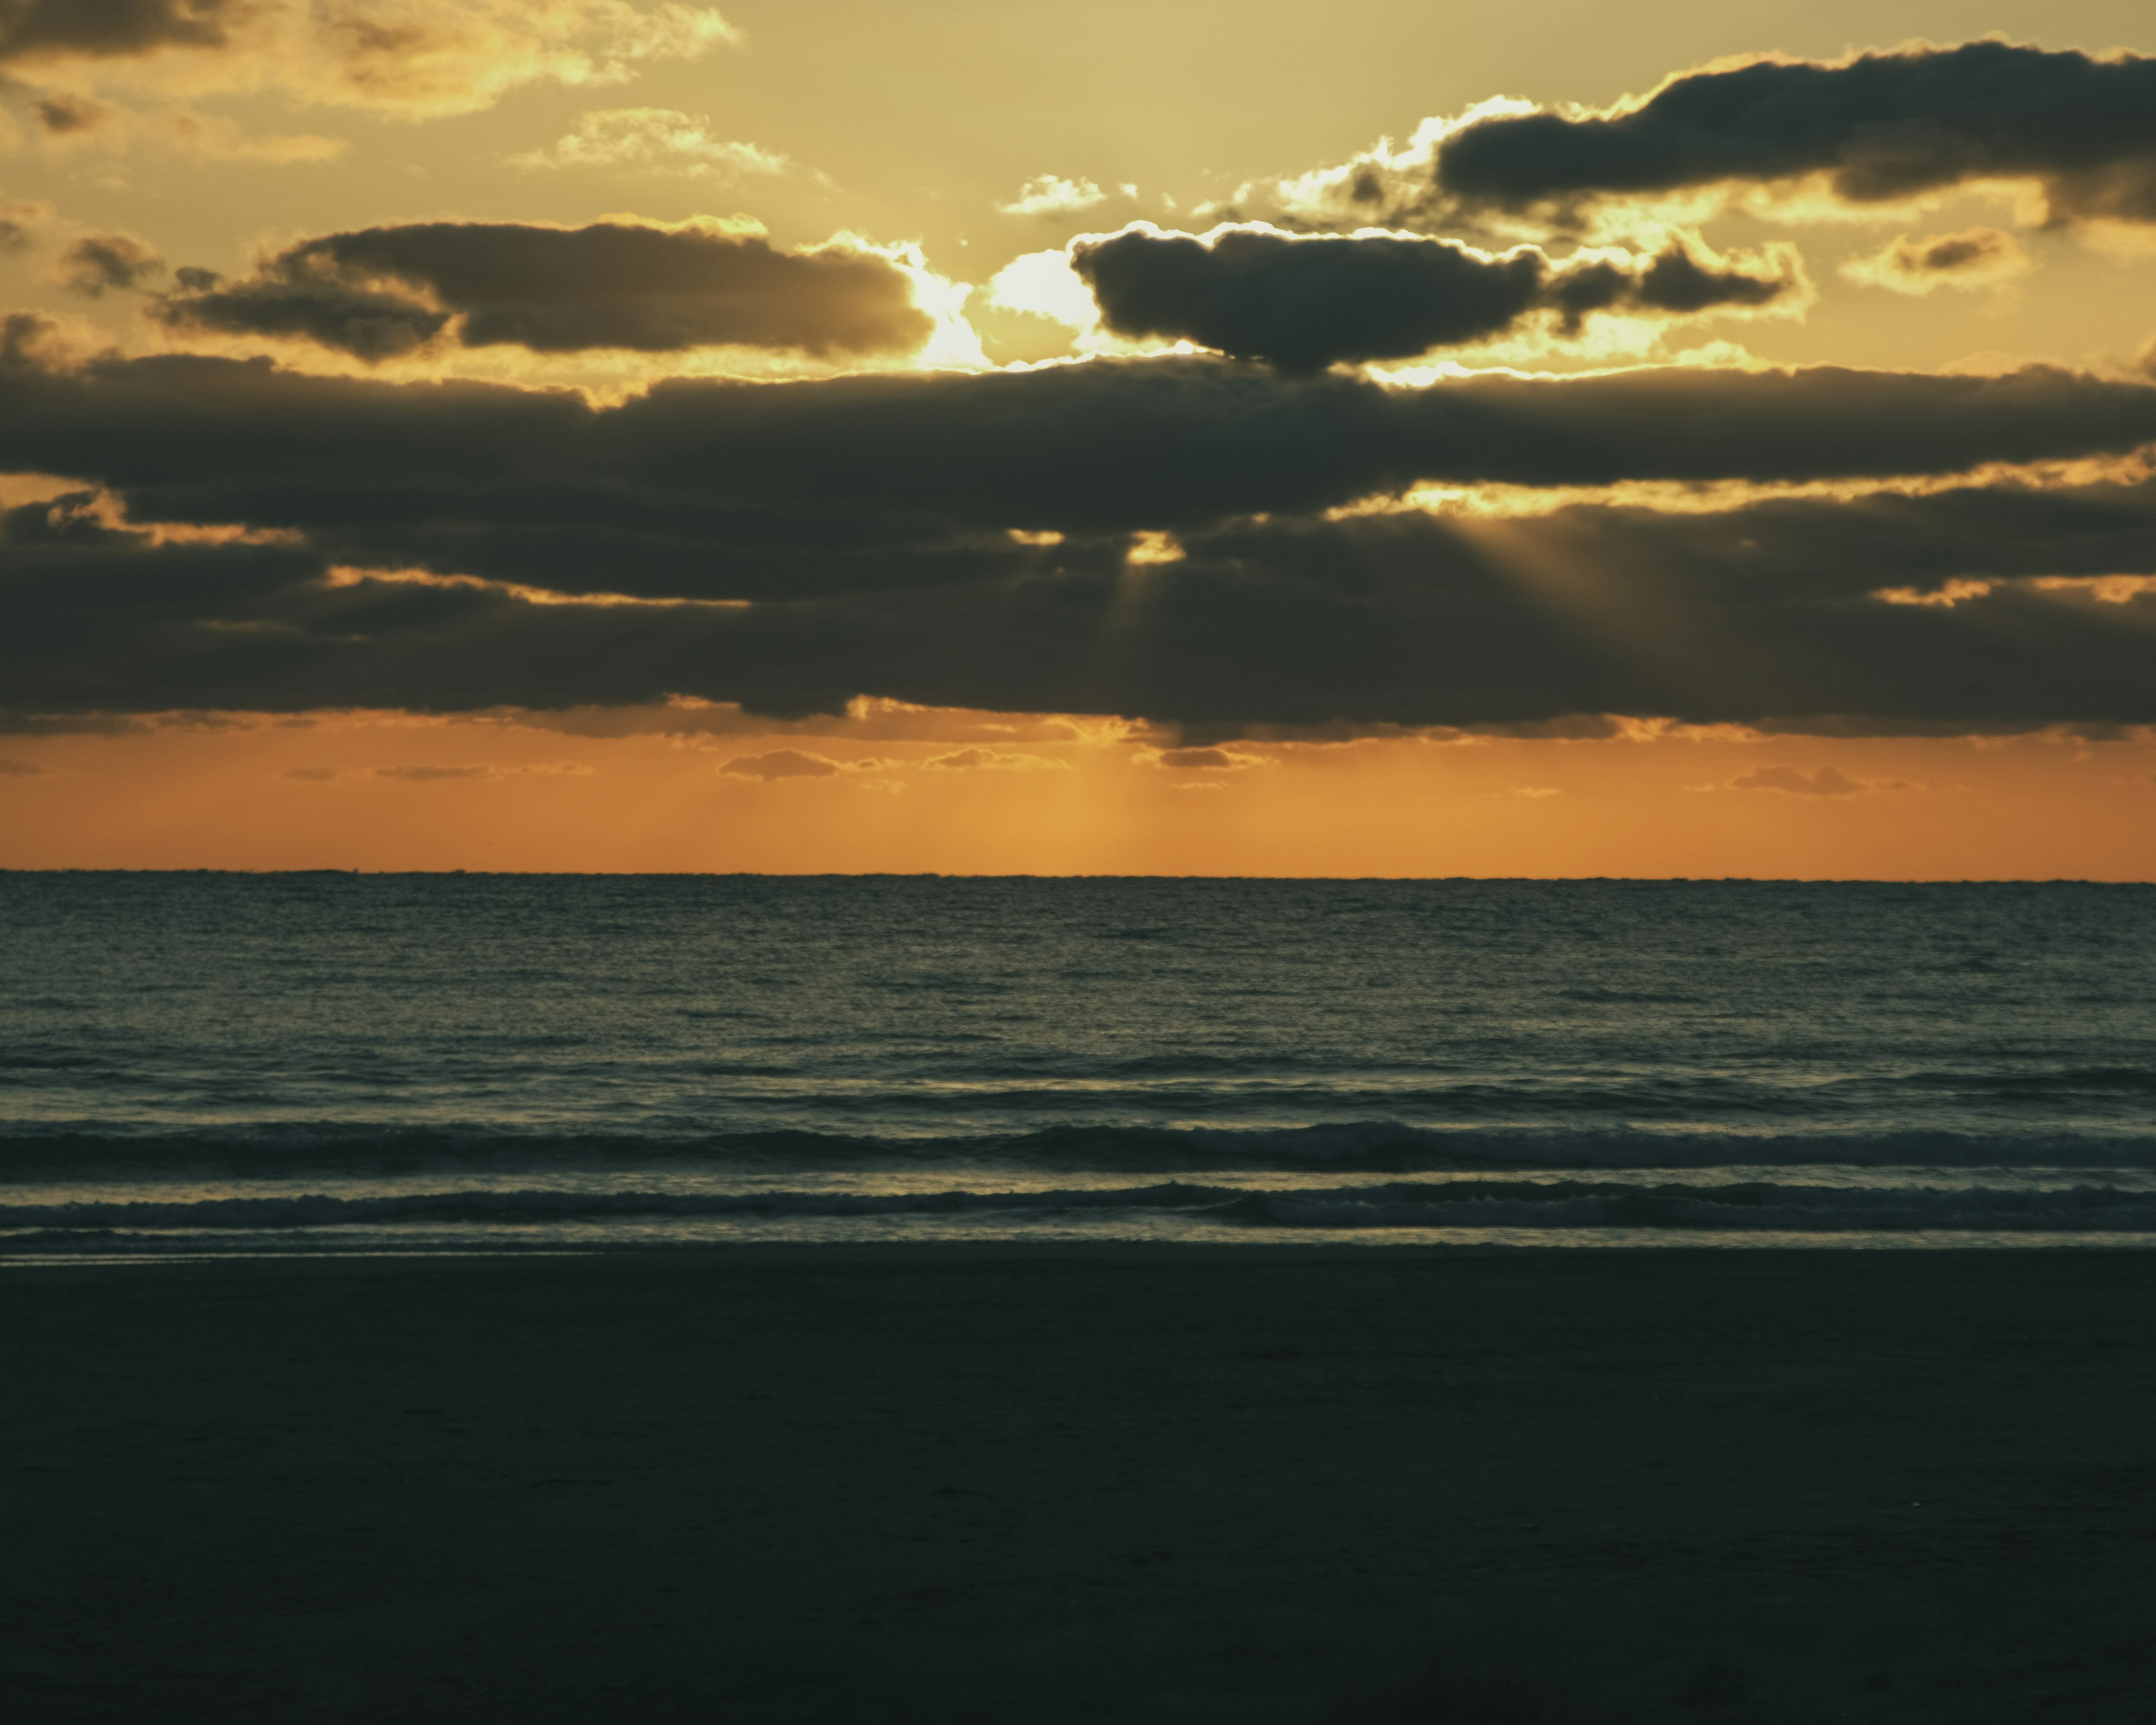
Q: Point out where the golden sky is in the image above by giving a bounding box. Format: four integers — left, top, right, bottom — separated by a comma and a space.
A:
4, 0, 2156, 875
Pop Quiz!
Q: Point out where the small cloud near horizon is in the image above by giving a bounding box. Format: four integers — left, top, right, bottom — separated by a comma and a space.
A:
1143, 746, 1269, 771
286, 763, 591, 782
1717, 765, 1914, 796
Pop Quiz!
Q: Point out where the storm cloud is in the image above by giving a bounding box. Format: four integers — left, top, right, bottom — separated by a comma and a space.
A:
1071, 225, 1799, 368
156, 220, 935, 359
1429, 41, 2156, 225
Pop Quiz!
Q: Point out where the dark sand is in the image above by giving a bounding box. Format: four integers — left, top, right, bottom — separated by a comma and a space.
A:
5, 1246, 2154, 1723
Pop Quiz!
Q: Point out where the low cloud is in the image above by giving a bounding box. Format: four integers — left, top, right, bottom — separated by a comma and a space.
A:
0, 757, 45, 775
1842, 229, 2031, 295
155, 218, 933, 360
17, 346, 2156, 572
508, 107, 786, 177
1071, 224, 1804, 369
9, 485, 2156, 736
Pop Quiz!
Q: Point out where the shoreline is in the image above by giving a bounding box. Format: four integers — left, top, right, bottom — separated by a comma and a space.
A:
8, 1245, 2155, 1720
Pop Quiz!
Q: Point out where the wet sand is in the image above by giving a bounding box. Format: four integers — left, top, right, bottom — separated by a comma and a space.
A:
5, 1245, 2154, 1722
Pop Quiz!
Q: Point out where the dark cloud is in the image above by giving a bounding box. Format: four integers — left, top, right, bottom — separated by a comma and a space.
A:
12, 345, 2156, 610
158, 269, 450, 363
31, 93, 108, 134
0, 0, 234, 66
1431, 41, 2156, 226
1906, 232, 2013, 273
0, 756, 44, 774
1074, 227, 1543, 369
1843, 227, 2028, 294
56, 232, 164, 297
0, 203, 46, 253
1153, 746, 1243, 769
5, 457, 2156, 736
1071, 225, 1798, 368
155, 220, 935, 360
4, 338, 2156, 735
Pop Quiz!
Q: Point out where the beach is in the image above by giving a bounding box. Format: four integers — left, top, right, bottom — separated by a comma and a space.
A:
7, 1245, 2154, 1722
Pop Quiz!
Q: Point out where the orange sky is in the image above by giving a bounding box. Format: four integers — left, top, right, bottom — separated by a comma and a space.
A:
6, 708, 2154, 877
6, 2, 2156, 875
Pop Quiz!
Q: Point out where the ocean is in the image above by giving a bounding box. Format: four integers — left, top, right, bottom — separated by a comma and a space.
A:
5, 872, 2155, 1258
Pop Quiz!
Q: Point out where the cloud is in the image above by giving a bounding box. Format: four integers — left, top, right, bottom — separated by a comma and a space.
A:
920, 747, 1069, 770
1145, 746, 1266, 770
376, 761, 588, 779
154, 218, 933, 360
8, 341, 2156, 736
507, 107, 785, 177
1001, 175, 1110, 216
1071, 223, 1803, 369
54, 231, 166, 296
719, 749, 842, 779
0, 1, 741, 121
0, 200, 53, 253
158, 267, 449, 362
0, 757, 45, 775
288, 761, 591, 780
0, 0, 237, 65
1841, 227, 2032, 295
11, 455, 2156, 738
19, 346, 2156, 597
31, 93, 109, 135
1718, 765, 1915, 795
1430, 41, 2156, 228
1268, 42, 2156, 240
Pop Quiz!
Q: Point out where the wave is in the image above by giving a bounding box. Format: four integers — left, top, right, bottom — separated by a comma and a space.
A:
7, 1178, 2156, 1236
5, 1119, 2156, 1179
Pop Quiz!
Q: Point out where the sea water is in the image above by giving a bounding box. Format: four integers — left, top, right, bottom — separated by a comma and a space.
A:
4, 873, 2155, 1256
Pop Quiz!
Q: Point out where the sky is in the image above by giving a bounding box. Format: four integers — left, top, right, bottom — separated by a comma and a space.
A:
4, 0, 2156, 875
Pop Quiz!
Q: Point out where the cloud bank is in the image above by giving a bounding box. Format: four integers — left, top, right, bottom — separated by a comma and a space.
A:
4, 344, 2156, 736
